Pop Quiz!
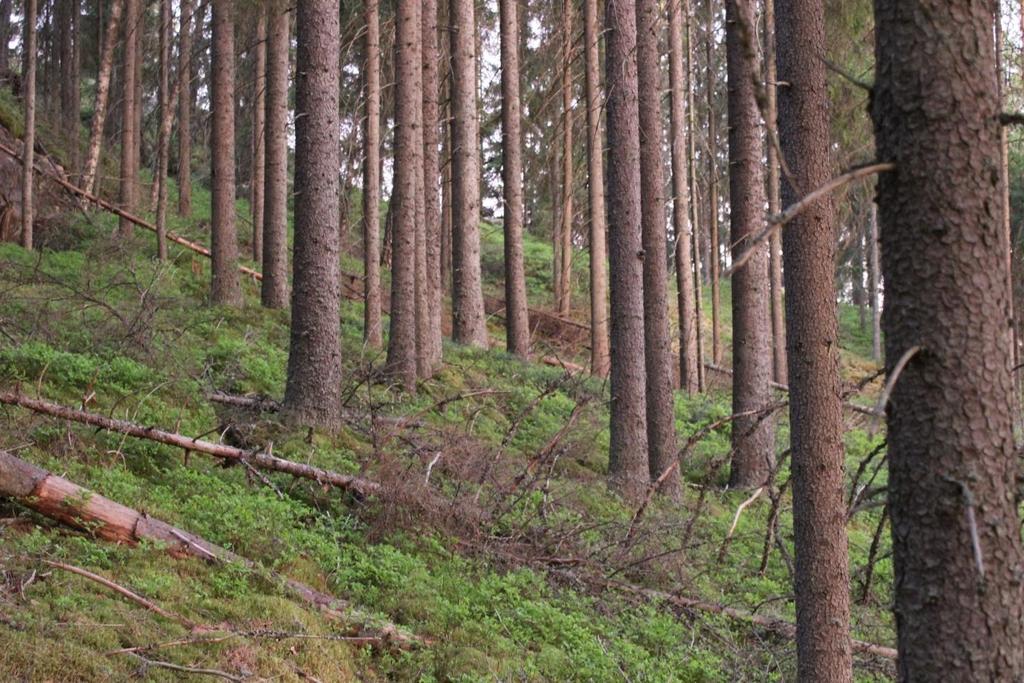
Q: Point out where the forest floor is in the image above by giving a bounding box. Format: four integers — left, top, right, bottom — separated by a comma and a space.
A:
0, 106, 893, 681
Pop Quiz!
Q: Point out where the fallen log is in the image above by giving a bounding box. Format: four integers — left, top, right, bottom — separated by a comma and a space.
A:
0, 448, 419, 648
0, 390, 380, 497
540, 356, 585, 374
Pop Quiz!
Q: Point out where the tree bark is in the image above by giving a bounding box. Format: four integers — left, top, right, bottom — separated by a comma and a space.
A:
20, 0, 36, 250
177, 0, 193, 216
583, 0, 610, 377
706, 0, 722, 365
210, 0, 241, 306
362, 0, 383, 346
498, 0, 530, 359
557, 0, 574, 318
670, 0, 698, 395
776, 0, 852, 677
449, 0, 489, 347
118, 0, 139, 237
155, 0, 172, 260
284, 0, 343, 426
421, 0, 444, 371
0, 0, 10, 74
872, 1, 1024, 678
261, 1, 290, 309
251, 5, 267, 265
58, 0, 80, 176
636, 0, 679, 493
605, 0, 650, 502
764, 0, 786, 386
686, 0, 705, 391
724, 0, 774, 488
868, 202, 881, 362
385, 0, 422, 392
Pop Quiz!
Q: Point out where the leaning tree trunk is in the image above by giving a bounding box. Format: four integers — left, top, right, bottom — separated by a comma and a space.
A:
872, 1, 1024, 679
209, 0, 241, 306
20, 0, 36, 250
118, 0, 139, 237
499, 0, 530, 358
776, 0, 852, 678
250, 5, 267, 265
449, 0, 489, 347
583, 0, 610, 377
764, 0, 787, 386
177, 0, 193, 216
725, 0, 774, 488
362, 0, 383, 346
261, 0, 290, 309
670, 0, 699, 395
421, 0, 444, 371
637, 0, 679, 494
604, 0, 650, 502
385, 0, 422, 392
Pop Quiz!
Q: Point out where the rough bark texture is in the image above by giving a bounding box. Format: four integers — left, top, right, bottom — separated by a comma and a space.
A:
706, 0, 721, 365
20, 0, 36, 250
776, 0, 852, 678
583, 0, 610, 377
686, 0, 705, 391
725, 0, 774, 488
81, 0, 121, 194
868, 202, 881, 362
449, 0, 489, 347
251, 5, 267, 264
670, 0, 698, 396
604, 0, 649, 502
362, 0, 383, 346
421, 0, 444, 371
872, 2, 1024, 679
385, 0, 422, 392
499, 0, 530, 358
209, 0, 241, 306
58, 0, 80, 176
177, 0, 193, 216
764, 0, 786, 386
155, 0, 172, 260
284, 0, 343, 426
261, 1, 290, 309
557, 0, 574, 318
413, 36, 430, 380
636, 0, 678, 493
118, 0, 139, 237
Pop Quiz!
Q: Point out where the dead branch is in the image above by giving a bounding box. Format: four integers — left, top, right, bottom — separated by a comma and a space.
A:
205, 391, 282, 412
872, 345, 922, 421
717, 487, 764, 561
123, 652, 245, 682
0, 390, 381, 497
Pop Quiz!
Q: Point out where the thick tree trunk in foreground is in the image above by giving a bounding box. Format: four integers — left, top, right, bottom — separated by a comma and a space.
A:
284, 0, 343, 425
177, 0, 193, 216
449, 0, 489, 347
725, 0, 774, 488
155, 0, 172, 260
583, 0, 610, 377
250, 6, 267, 265
872, 1, 1024, 678
386, 0, 422, 392
362, 0, 383, 346
20, 0, 36, 250
261, 1, 290, 309
118, 0, 139, 237
499, 0, 530, 358
636, 0, 678, 493
764, 0, 787, 386
81, 0, 122, 195
604, 0, 649, 502
210, 0, 241, 306
670, 0, 698, 395
776, 0, 852, 678
421, 0, 444, 371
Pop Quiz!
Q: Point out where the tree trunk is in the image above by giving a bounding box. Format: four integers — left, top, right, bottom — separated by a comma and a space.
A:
362, 0, 383, 345
583, 0, 610, 377
776, 0, 852, 677
725, 0, 774, 488
261, 0, 290, 309
636, 0, 678, 493
59, 0, 80, 176
132, 0, 142, 204
873, 1, 1024, 678
284, 0, 343, 425
385, 0, 422, 391
557, 0, 574, 318
413, 40, 430, 380
177, 0, 193, 216
868, 202, 881, 362
20, 0, 36, 250
250, 5, 267, 265
209, 0, 241, 305
0, 0, 10, 74
605, 0, 649, 502
706, 0, 722, 365
421, 0, 444, 371
499, 0, 530, 358
764, 0, 786, 386
670, 0, 698, 395
118, 0, 139, 237
155, 0, 172, 260
449, 0, 489, 347
686, 0, 705, 391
